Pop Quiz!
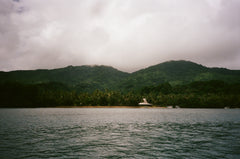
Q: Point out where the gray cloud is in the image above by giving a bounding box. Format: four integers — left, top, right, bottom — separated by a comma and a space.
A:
0, 0, 239, 72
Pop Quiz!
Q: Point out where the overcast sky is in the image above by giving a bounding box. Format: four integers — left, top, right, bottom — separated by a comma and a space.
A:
0, 0, 240, 72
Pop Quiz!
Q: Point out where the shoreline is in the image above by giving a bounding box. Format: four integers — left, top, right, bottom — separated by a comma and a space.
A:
55, 106, 167, 108
1, 106, 237, 109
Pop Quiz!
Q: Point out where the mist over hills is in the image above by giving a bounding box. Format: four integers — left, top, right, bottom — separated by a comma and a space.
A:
1, 60, 240, 92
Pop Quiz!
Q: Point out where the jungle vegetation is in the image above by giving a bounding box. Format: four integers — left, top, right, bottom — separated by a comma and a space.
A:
0, 80, 239, 108
0, 61, 240, 108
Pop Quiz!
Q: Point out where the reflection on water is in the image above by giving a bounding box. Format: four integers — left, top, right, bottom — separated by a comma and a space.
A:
0, 108, 240, 159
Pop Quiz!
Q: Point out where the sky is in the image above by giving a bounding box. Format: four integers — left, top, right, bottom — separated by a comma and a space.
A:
0, 0, 240, 72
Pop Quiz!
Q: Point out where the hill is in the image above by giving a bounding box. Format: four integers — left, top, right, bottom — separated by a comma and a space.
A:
0, 65, 129, 92
120, 60, 240, 91
0, 60, 240, 92
1, 61, 240, 107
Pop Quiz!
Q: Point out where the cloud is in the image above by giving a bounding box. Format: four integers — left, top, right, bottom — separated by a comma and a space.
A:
0, 0, 239, 72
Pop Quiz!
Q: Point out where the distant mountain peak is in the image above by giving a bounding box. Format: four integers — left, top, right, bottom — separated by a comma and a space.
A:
157, 60, 206, 67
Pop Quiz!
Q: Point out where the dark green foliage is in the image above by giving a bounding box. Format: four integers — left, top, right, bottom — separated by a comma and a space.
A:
0, 65, 129, 92
119, 60, 240, 90
1, 61, 240, 92
139, 81, 240, 108
0, 80, 240, 108
141, 83, 172, 95
0, 60, 240, 108
0, 82, 39, 107
0, 82, 74, 107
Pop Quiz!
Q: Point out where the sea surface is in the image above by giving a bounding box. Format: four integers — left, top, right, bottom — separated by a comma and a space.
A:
0, 108, 240, 159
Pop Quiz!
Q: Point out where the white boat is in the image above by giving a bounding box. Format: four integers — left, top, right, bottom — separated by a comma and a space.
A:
138, 98, 152, 106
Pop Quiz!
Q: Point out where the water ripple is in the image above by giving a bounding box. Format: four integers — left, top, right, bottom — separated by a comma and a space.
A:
0, 108, 240, 159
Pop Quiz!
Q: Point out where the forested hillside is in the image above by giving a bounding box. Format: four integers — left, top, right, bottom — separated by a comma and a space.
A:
0, 65, 129, 92
1, 60, 240, 92
119, 60, 240, 91
1, 60, 240, 108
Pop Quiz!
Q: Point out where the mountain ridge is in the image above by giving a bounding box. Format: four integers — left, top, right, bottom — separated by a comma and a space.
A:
1, 60, 240, 92
1, 60, 239, 75
119, 60, 240, 90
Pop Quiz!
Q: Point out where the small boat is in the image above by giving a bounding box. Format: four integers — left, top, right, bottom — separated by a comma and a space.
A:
138, 98, 152, 106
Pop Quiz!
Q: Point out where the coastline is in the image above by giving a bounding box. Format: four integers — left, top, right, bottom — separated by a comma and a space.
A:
1, 106, 236, 109
55, 106, 167, 108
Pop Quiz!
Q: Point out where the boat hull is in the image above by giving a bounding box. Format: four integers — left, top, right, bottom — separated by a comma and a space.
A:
138, 103, 152, 106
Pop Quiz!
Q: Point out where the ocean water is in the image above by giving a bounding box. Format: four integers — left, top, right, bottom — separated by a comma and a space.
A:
0, 108, 240, 159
